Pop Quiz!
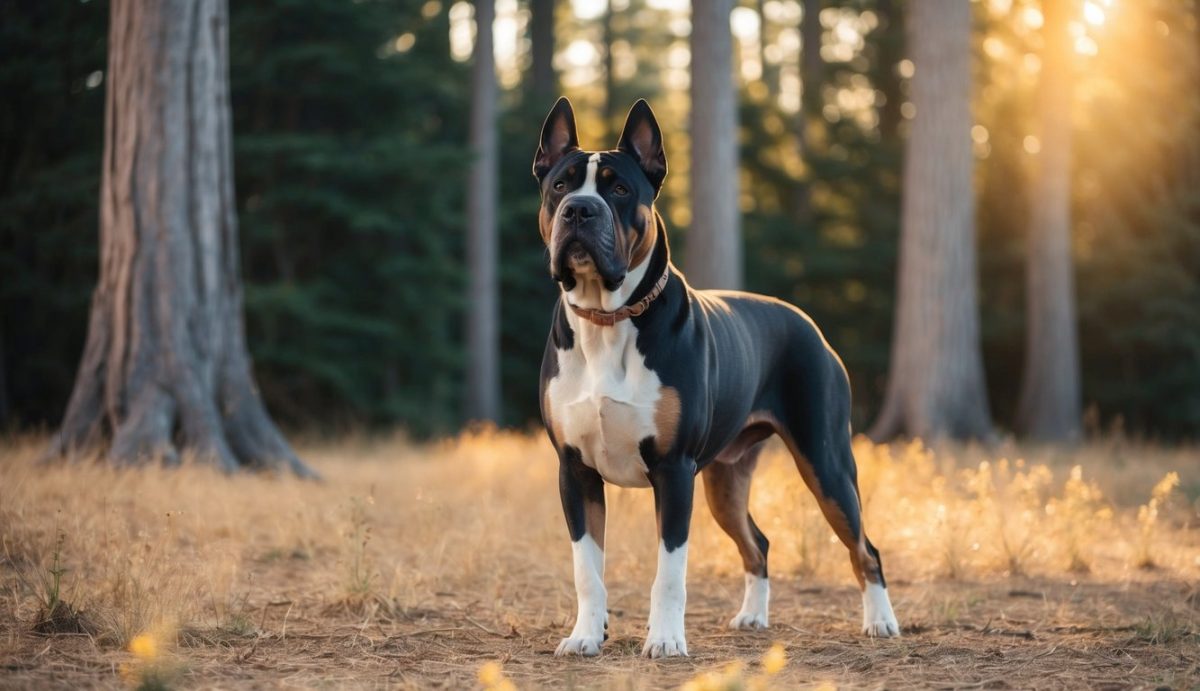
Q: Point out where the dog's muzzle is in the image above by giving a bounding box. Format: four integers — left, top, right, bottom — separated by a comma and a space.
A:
551, 198, 625, 291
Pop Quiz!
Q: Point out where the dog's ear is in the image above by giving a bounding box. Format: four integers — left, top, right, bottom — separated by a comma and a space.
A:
617, 99, 667, 194
533, 97, 580, 181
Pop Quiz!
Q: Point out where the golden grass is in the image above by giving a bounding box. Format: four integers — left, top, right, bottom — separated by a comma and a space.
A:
1, 430, 1198, 689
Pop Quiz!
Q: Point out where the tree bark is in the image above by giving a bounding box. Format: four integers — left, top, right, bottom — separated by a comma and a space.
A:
46, 0, 316, 475
530, 0, 556, 105
687, 0, 742, 290
800, 0, 822, 120
868, 0, 992, 441
466, 0, 500, 422
602, 1, 617, 143
794, 0, 822, 222
1015, 0, 1081, 441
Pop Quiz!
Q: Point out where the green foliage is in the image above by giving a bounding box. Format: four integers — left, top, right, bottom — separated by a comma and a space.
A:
740, 0, 902, 427
975, 0, 1200, 436
1071, 0, 1200, 435
230, 0, 470, 434
0, 0, 1196, 439
0, 0, 107, 425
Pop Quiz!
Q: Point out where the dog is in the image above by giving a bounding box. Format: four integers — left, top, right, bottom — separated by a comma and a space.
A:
535, 97, 900, 658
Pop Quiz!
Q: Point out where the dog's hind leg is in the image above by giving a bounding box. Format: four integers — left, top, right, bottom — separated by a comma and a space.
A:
702, 442, 770, 629
777, 401, 900, 637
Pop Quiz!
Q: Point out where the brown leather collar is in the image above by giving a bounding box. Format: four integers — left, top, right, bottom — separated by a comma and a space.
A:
567, 266, 670, 327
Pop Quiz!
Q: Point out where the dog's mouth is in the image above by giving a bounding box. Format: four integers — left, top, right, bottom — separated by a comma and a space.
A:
566, 241, 594, 270
552, 236, 625, 292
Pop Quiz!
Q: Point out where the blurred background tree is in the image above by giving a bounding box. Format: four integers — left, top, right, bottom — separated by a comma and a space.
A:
1, 0, 1197, 443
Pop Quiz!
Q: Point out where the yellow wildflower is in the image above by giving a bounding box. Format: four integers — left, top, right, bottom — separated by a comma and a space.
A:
762, 643, 787, 675
129, 634, 158, 660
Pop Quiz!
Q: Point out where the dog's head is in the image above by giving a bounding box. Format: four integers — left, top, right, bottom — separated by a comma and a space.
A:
533, 97, 667, 292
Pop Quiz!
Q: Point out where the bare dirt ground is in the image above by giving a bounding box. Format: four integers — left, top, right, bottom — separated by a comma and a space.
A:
2, 431, 1198, 689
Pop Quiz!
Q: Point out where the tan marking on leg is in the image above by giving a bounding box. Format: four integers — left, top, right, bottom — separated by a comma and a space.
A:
758, 412, 871, 590
543, 388, 565, 445
702, 452, 766, 576
654, 386, 681, 455
585, 497, 606, 549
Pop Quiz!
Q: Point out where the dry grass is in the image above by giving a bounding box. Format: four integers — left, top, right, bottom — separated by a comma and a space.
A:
1, 430, 1198, 689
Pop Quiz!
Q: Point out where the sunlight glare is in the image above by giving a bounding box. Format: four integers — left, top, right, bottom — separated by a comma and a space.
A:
393, 33, 416, 53
765, 0, 801, 24
983, 36, 1006, 59
988, 0, 1012, 14
1083, 2, 1105, 26
563, 39, 598, 68
730, 7, 761, 41
1021, 6, 1043, 29
448, 1, 474, 62
571, 0, 607, 21
645, 0, 688, 10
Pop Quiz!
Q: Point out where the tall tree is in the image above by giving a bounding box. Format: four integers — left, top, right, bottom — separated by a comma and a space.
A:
794, 0, 822, 222
868, 0, 992, 441
530, 0, 556, 104
466, 0, 500, 421
602, 2, 618, 142
46, 0, 315, 475
800, 0, 823, 125
687, 0, 742, 289
1014, 0, 1081, 440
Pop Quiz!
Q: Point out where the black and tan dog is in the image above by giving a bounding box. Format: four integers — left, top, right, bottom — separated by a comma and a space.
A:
536, 98, 900, 658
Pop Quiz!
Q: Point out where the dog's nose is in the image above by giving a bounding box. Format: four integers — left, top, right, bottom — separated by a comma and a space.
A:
561, 198, 602, 224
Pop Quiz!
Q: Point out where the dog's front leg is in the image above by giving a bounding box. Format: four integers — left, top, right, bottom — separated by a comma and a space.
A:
555, 447, 608, 657
643, 455, 696, 658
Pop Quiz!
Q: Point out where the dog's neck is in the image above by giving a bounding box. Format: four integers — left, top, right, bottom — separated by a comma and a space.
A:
564, 255, 649, 312
562, 215, 670, 315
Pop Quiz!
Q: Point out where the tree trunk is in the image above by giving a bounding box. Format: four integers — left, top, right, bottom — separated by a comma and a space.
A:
868, 0, 992, 441
46, 0, 315, 475
794, 0, 822, 222
1015, 0, 1081, 441
800, 0, 822, 120
466, 0, 500, 422
687, 0, 742, 290
602, 2, 617, 143
530, 0, 556, 105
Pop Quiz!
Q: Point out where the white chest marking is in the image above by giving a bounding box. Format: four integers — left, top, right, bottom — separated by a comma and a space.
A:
547, 314, 664, 488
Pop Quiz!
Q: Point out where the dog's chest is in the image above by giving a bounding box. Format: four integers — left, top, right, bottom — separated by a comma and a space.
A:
546, 322, 665, 488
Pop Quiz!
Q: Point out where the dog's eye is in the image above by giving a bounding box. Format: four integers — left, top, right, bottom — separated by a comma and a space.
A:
553, 180, 566, 192
613, 184, 629, 196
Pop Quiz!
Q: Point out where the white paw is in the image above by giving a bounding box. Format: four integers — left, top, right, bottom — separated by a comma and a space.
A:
644, 542, 690, 658
861, 583, 901, 638
556, 635, 604, 656
729, 574, 769, 630
863, 617, 900, 637
642, 633, 688, 658
729, 611, 769, 630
